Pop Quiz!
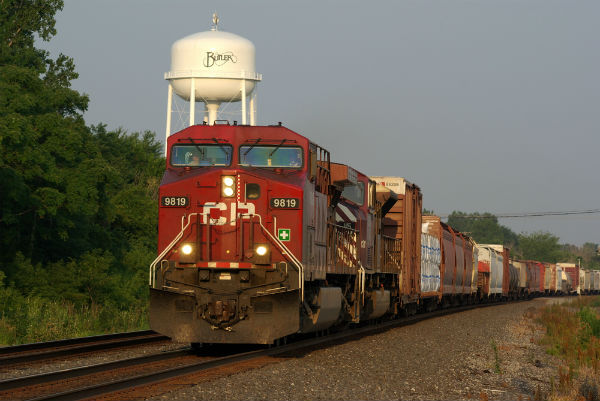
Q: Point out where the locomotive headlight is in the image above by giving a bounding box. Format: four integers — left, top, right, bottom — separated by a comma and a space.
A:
222, 176, 236, 198
179, 243, 195, 264
181, 244, 193, 255
223, 176, 234, 187
256, 245, 268, 256
254, 244, 270, 265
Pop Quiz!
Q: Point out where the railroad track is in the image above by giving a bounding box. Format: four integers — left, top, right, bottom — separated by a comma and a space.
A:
0, 330, 169, 366
0, 300, 523, 401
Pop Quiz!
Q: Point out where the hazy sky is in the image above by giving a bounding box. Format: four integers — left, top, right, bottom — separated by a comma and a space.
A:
40, 0, 599, 246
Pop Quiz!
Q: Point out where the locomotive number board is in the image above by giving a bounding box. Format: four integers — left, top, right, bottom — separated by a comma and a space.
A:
270, 198, 300, 209
161, 196, 189, 207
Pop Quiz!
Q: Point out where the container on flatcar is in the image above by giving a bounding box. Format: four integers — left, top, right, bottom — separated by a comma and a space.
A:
372, 176, 422, 305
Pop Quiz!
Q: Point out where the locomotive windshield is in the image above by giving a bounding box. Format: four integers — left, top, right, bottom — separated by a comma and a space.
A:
170, 144, 232, 167
239, 146, 303, 168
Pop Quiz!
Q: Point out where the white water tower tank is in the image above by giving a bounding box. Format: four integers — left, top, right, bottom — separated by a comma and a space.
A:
168, 31, 258, 103
163, 14, 262, 150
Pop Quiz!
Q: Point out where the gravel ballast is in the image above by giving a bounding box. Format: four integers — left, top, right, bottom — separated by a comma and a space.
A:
147, 297, 569, 401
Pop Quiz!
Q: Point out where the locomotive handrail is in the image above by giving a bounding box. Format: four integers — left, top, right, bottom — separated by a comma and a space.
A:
149, 213, 201, 287
328, 222, 359, 271
240, 213, 305, 303
328, 222, 359, 233
381, 235, 402, 271
358, 264, 365, 305
149, 212, 305, 300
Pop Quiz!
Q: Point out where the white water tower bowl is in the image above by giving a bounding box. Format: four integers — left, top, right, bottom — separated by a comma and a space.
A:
164, 14, 262, 138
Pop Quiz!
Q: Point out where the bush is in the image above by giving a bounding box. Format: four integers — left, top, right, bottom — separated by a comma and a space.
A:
0, 271, 148, 345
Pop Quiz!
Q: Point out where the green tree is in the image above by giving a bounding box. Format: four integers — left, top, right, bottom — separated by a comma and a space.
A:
518, 231, 565, 263
0, 0, 90, 270
0, 1, 165, 343
0, 0, 163, 306
447, 211, 519, 248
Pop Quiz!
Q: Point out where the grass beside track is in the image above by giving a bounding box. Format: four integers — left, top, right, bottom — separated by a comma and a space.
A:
0, 287, 148, 346
538, 296, 600, 401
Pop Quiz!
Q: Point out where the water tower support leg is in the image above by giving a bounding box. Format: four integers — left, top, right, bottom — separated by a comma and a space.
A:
250, 91, 256, 126
241, 79, 247, 125
165, 83, 173, 155
190, 78, 196, 126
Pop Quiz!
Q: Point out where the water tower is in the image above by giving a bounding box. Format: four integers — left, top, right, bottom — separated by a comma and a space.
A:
164, 14, 262, 152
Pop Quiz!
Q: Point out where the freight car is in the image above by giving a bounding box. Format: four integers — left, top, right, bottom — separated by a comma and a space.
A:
421, 216, 478, 306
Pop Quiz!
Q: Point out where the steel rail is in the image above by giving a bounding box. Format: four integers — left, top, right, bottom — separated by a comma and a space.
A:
0, 332, 169, 366
0, 349, 191, 391
19, 299, 521, 401
0, 330, 157, 356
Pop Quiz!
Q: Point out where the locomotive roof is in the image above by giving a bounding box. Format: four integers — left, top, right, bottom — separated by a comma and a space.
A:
167, 124, 323, 149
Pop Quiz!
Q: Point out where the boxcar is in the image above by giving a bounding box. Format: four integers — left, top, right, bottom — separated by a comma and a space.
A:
545, 263, 557, 294
556, 265, 564, 294
579, 269, 586, 294
557, 263, 578, 295
374, 176, 422, 309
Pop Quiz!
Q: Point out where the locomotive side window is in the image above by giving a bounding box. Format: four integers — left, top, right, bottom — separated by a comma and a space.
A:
239, 146, 303, 168
170, 145, 232, 167
246, 183, 261, 199
341, 181, 365, 206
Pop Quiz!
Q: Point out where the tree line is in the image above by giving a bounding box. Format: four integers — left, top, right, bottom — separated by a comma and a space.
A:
0, 0, 164, 344
445, 212, 600, 269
